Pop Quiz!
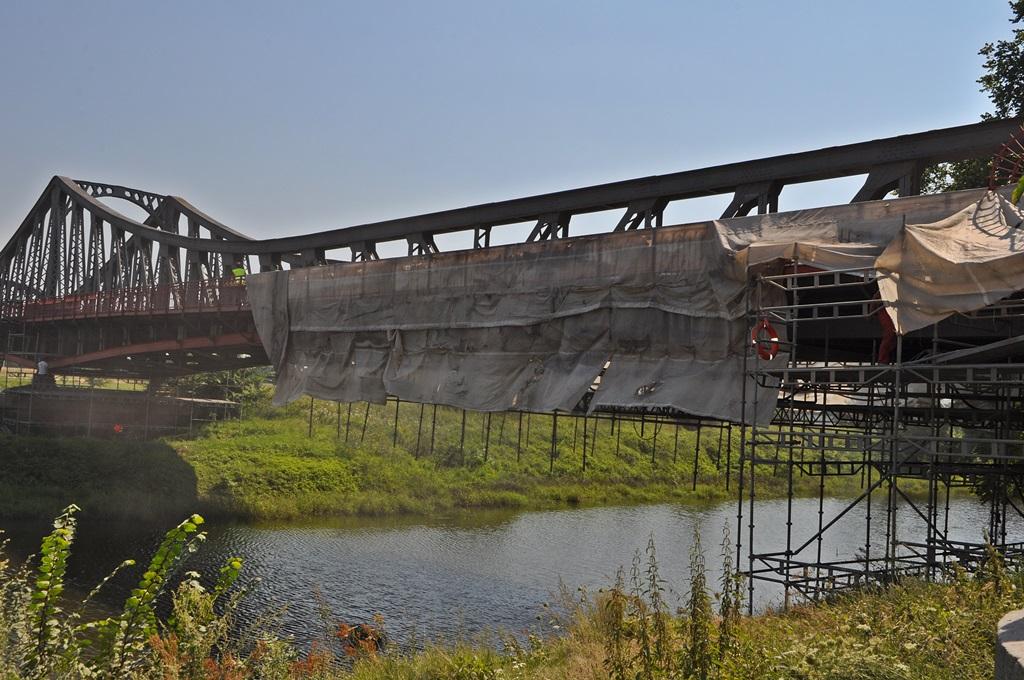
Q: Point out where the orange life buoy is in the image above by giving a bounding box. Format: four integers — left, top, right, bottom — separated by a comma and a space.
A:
750, 318, 780, 361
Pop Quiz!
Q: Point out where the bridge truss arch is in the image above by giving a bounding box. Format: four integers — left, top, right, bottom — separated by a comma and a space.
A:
0, 117, 1020, 379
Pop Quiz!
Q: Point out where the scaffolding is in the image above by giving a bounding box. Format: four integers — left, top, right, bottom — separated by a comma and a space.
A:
0, 357, 241, 439
740, 263, 1024, 609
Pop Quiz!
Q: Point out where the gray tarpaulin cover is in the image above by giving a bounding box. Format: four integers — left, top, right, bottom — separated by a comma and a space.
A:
248, 223, 786, 423
247, 189, 1024, 423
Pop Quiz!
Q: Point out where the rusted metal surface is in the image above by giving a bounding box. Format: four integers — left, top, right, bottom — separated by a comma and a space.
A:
0, 119, 1017, 378
5, 281, 248, 323
2, 118, 1018, 302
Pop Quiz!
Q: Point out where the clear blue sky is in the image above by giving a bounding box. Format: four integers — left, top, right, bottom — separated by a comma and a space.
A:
0, 0, 1013, 252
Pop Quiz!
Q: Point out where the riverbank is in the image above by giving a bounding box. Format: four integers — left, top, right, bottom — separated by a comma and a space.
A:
337, 567, 1014, 679
1, 504, 1014, 679
0, 396, 879, 521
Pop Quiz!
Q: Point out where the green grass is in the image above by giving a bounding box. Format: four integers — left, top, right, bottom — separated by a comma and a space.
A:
335, 568, 1019, 680
0, 389, 898, 521
170, 394, 876, 520
0, 365, 148, 391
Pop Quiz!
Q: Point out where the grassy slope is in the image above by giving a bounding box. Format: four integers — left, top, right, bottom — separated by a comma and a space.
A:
0, 394, 877, 521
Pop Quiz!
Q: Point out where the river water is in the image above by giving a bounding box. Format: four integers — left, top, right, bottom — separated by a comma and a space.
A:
2, 497, 1016, 648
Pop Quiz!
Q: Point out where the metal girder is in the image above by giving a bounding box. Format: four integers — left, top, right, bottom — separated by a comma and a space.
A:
0, 118, 1019, 313
75, 181, 163, 216
407, 233, 439, 256
349, 240, 379, 261
526, 212, 570, 242
614, 198, 667, 230
473, 226, 491, 249
850, 160, 926, 202
720, 181, 783, 218
219, 117, 1015, 255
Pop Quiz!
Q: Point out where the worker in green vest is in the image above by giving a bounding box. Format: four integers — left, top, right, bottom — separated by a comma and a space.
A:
231, 261, 247, 285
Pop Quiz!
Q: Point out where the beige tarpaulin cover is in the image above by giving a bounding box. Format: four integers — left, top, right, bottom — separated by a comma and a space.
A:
247, 188, 1023, 423
876, 192, 1024, 334
715, 189, 1024, 334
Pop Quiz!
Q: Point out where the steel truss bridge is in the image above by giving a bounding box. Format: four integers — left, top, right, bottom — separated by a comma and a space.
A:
0, 118, 1018, 377
4, 118, 1024, 606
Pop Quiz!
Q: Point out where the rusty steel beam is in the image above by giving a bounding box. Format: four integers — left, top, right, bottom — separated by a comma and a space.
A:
226, 116, 1022, 251
2, 118, 1015, 266
0, 118, 1019, 301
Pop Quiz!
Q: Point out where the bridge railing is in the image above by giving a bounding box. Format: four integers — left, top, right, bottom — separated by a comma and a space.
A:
1, 279, 250, 322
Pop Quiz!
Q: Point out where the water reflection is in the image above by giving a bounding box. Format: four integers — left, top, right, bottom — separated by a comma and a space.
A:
2, 497, 1018, 647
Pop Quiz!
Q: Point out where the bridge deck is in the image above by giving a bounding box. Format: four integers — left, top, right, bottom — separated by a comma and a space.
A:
2, 281, 249, 323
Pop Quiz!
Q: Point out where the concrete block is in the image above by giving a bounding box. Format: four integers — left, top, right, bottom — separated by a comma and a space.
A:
997, 610, 1024, 680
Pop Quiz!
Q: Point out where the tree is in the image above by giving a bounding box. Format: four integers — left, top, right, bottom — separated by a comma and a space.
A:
920, 159, 990, 194
979, 0, 1024, 120
164, 367, 271, 403
923, 0, 1024, 193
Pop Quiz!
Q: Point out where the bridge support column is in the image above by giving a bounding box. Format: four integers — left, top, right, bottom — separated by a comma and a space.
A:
851, 160, 925, 202
721, 181, 783, 218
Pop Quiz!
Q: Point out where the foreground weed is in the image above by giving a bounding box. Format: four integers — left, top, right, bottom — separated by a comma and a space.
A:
683, 527, 715, 680
4, 508, 1023, 680
24, 505, 78, 677
0, 506, 256, 678
716, 525, 744, 662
